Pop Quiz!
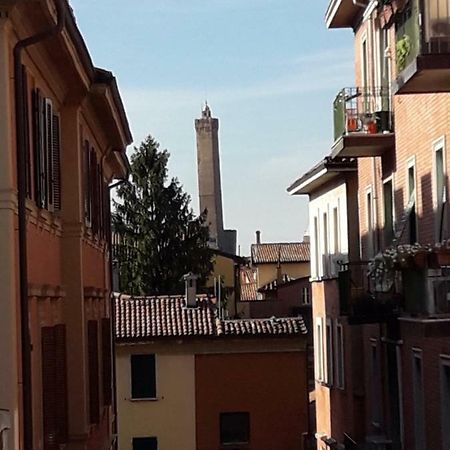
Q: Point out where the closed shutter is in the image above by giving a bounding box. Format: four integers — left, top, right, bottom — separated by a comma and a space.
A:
84, 140, 91, 224
89, 149, 97, 233
52, 115, 61, 211
44, 99, 53, 209
88, 320, 100, 424
101, 318, 112, 406
41, 327, 57, 450
22, 65, 32, 199
32, 89, 43, 207
54, 324, 68, 444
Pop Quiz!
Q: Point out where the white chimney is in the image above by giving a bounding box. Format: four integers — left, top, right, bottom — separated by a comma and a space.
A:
183, 272, 198, 307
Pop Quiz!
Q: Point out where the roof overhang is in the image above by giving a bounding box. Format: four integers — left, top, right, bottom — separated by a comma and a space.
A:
325, 0, 367, 29
287, 158, 357, 196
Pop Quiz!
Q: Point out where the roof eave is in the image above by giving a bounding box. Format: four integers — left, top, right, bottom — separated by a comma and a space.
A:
325, 0, 366, 29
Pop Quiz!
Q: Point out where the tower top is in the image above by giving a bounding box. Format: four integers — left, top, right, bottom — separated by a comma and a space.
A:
202, 102, 212, 119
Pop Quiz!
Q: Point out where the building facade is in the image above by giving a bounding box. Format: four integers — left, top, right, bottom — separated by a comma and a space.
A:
290, 0, 450, 448
0, 1, 131, 450
115, 294, 310, 450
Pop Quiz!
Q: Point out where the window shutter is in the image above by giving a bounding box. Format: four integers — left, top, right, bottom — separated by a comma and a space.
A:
88, 320, 100, 424
90, 149, 98, 234
83, 140, 91, 224
45, 99, 53, 209
101, 318, 112, 405
51, 115, 61, 211
54, 324, 68, 444
32, 89, 43, 207
41, 327, 58, 450
22, 65, 32, 199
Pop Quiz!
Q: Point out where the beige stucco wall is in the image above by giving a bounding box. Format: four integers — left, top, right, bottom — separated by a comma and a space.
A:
116, 346, 196, 450
256, 262, 310, 289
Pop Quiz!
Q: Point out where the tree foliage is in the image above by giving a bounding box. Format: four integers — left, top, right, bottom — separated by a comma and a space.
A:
113, 135, 212, 295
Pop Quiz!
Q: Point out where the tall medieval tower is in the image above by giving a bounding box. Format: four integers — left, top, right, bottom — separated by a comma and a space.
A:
195, 103, 225, 249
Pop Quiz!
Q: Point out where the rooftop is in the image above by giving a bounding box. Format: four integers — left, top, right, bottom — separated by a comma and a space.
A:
114, 294, 307, 341
251, 242, 310, 264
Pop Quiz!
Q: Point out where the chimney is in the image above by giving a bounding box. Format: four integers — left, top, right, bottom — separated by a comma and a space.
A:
183, 272, 198, 308
256, 230, 261, 244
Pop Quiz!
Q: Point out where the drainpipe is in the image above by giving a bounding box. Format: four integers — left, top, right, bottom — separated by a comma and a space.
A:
13, 1, 65, 449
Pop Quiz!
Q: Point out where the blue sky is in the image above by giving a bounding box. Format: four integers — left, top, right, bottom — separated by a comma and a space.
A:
71, 0, 354, 255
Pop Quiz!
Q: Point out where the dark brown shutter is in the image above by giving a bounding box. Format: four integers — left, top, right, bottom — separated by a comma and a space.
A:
22, 65, 32, 199
54, 324, 68, 443
84, 140, 91, 223
101, 318, 112, 405
41, 327, 58, 450
52, 115, 61, 211
88, 320, 100, 424
32, 89, 43, 207
90, 150, 98, 234
45, 100, 53, 208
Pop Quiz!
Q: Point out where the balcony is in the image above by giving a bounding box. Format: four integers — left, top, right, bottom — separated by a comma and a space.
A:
338, 261, 400, 325
394, 0, 450, 93
331, 87, 395, 158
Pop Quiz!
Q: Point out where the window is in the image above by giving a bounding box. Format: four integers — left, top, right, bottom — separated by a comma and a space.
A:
366, 188, 374, 258
131, 354, 156, 399
32, 89, 61, 211
88, 320, 99, 424
412, 350, 425, 450
407, 161, 418, 244
362, 38, 369, 89
220, 412, 250, 446
132, 437, 157, 450
371, 341, 382, 426
335, 323, 345, 389
325, 318, 333, 386
434, 138, 447, 240
383, 178, 395, 246
302, 286, 311, 305
101, 318, 112, 406
440, 356, 450, 450
315, 317, 325, 383
333, 206, 340, 255
41, 325, 68, 450
323, 212, 329, 276
313, 216, 320, 278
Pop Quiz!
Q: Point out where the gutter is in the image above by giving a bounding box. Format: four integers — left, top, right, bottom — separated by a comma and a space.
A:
13, 1, 66, 448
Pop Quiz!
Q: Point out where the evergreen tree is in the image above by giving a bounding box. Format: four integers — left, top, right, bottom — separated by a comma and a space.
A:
113, 135, 212, 295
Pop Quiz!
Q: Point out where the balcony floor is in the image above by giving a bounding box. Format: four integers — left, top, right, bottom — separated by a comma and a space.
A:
394, 54, 450, 94
331, 133, 395, 158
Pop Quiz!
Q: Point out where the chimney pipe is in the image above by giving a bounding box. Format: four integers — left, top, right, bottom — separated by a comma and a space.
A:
183, 272, 198, 307
256, 230, 261, 244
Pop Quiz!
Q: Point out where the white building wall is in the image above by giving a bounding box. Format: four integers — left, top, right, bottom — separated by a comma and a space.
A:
309, 181, 349, 280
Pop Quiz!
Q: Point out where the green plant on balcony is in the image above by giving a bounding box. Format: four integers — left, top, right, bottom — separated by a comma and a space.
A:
396, 34, 411, 71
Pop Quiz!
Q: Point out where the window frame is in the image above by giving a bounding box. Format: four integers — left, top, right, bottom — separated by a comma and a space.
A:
382, 175, 395, 246
406, 156, 418, 244
433, 136, 447, 241
366, 185, 374, 258
315, 317, 325, 383
301, 286, 311, 305
325, 317, 334, 387
219, 412, 250, 447
335, 322, 345, 390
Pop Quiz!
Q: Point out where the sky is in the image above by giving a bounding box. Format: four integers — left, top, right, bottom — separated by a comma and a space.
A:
70, 0, 354, 256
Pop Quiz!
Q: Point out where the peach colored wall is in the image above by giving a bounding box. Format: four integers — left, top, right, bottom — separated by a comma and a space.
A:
195, 352, 308, 450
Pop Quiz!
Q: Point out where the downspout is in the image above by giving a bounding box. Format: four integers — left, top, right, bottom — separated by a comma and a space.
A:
13, 2, 65, 449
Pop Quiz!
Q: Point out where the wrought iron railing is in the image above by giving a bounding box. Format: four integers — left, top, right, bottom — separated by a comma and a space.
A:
396, 0, 450, 71
333, 87, 393, 142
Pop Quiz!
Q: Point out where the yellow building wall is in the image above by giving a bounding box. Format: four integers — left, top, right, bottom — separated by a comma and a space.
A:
256, 262, 310, 289
116, 346, 196, 450
207, 254, 236, 289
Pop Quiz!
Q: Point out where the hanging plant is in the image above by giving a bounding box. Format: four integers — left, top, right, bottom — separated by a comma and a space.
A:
396, 34, 411, 71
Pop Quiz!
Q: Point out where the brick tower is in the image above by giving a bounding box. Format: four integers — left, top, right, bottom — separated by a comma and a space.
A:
195, 103, 225, 249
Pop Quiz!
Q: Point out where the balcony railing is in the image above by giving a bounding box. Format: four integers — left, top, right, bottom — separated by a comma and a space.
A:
338, 261, 400, 324
395, 0, 450, 92
333, 87, 393, 142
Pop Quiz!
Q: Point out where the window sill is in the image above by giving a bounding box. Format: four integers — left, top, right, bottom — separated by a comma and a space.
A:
129, 397, 159, 402
220, 443, 249, 449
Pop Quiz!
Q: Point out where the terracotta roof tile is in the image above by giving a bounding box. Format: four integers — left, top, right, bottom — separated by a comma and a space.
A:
258, 274, 295, 293
239, 267, 259, 301
115, 294, 307, 341
251, 242, 310, 264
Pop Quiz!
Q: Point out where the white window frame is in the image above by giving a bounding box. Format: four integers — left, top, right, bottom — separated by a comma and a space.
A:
335, 322, 345, 389
325, 318, 333, 387
315, 317, 325, 383
361, 32, 369, 89
313, 215, 320, 280
432, 136, 446, 240
406, 156, 419, 242
383, 175, 396, 241
301, 286, 311, 305
366, 185, 374, 257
